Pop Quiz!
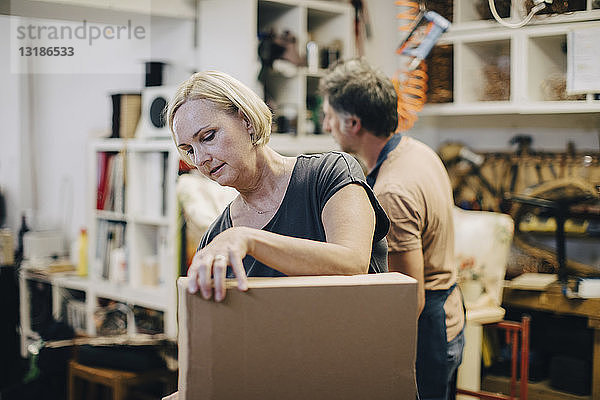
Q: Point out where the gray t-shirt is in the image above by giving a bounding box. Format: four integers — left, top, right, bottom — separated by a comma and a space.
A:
199, 151, 389, 277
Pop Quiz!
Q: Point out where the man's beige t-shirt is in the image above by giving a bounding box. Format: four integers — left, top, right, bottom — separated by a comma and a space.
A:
373, 136, 464, 341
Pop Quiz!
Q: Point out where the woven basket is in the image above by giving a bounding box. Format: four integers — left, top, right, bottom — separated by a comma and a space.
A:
426, 44, 453, 104
481, 62, 510, 101
541, 73, 587, 101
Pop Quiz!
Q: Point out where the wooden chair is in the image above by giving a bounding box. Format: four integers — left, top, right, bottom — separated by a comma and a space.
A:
457, 315, 530, 400
452, 208, 530, 399
68, 359, 176, 400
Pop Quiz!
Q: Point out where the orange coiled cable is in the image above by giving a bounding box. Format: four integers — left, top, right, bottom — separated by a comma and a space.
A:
396, 0, 421, 30
393, 63, 428, 132
393, 0, 429, 132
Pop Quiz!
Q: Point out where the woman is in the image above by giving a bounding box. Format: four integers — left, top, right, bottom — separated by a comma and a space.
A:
167, 70, 389, 303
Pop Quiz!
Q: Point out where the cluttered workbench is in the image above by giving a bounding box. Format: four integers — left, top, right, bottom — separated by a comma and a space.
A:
499, 189, 600, 398
443, 141, 600, 398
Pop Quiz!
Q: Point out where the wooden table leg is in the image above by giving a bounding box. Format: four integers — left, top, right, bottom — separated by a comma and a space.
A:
593, 327, 600, 399
113, 380, 126, 400
68, 366, 75, 400
587, 318, 600, 399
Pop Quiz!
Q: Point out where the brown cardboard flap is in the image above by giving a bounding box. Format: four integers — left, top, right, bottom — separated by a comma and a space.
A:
178, 273, 417, 400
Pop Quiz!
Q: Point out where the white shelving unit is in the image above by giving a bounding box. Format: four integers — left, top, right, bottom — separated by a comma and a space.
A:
81, 138, 179, 339
422, 1, 600, 116
198, 0, 353, 155
258, 0, 352, 152
19, 138, 181, 350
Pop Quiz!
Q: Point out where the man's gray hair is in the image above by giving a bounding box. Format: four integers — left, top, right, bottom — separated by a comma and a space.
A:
319, 58, 398, 138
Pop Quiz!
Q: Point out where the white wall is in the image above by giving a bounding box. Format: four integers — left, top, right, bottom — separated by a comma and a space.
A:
0, 12, 194, 245
362, 0, 399, 77
197, 0, 259, 91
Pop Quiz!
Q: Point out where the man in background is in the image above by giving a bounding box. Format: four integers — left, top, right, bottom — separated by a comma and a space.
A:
320, 59, 464, 400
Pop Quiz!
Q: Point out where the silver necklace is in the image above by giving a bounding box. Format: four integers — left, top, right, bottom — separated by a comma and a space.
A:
239, 158, 292, 215
240, 196, 277, 215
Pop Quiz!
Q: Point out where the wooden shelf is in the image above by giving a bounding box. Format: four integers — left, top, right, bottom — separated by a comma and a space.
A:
422, 101, 600, 116
451, 9, 600, 32
424, 3, 600, 117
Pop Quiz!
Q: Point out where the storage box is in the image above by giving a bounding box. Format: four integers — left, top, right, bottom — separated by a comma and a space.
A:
177, 272, 418, 400
23, 230, 65, 260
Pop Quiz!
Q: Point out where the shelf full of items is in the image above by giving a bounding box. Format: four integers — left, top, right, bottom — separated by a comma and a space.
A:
196, 0, 355, 155
83, 138, 180, 339
257, 0, 354, 155
420, 0, 600, 116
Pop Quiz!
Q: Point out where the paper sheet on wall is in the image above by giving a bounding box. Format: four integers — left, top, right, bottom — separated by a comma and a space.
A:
566, 26, 600, 95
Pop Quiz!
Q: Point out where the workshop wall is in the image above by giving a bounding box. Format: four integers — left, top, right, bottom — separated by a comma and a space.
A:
0, 14, 195, 242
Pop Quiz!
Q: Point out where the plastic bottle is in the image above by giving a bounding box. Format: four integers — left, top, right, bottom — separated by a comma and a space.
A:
15, 213, 29, 263
77, 228, 88, 277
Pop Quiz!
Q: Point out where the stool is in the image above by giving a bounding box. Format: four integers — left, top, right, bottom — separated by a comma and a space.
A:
68, 359, 177, 400
457, 315, 530, 400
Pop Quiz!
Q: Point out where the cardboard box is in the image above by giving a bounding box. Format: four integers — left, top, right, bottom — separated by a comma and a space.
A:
177, 273, 417, 400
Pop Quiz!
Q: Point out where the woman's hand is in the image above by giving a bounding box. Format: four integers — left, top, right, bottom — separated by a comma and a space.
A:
187, 227, 250, 301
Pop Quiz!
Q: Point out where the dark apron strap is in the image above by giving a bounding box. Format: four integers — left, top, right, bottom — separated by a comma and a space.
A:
416, 283, 456, 399
366, 133, 402, 188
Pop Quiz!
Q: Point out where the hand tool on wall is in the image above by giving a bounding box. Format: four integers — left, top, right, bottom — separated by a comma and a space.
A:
393, 1, 450, 131
397, 8, 451, 71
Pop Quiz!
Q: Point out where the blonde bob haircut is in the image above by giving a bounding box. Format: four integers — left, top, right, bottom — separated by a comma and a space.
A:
167, 70, 272, 160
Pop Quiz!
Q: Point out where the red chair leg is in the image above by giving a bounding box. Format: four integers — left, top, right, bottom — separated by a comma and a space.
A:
457, 315, 530, 400
520, 316, 530, 400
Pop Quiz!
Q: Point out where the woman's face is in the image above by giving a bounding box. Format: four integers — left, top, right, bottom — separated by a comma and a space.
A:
173, 98, 255, 188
